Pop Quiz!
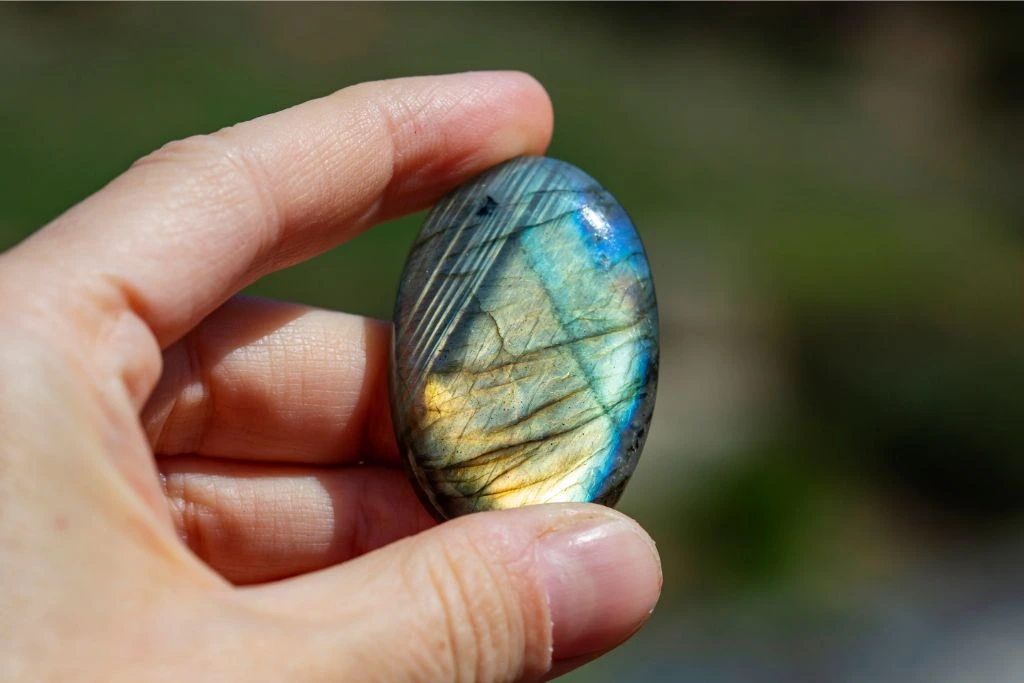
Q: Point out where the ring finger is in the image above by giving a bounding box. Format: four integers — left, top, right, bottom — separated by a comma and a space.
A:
159, 456, 435, 584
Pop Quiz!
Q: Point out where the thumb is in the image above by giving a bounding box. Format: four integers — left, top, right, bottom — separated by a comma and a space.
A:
240, 503, 662, 682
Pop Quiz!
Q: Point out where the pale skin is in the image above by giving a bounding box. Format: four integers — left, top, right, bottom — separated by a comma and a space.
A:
0, 72, 662, 682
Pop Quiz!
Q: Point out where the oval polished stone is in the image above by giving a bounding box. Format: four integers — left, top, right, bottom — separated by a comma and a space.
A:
390, 156, 659, 520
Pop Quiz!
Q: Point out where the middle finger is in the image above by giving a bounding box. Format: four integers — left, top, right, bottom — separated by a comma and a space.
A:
144, 296, 398, 464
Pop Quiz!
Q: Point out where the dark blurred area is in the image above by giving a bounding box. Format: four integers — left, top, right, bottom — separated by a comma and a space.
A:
2, 3, 1023, 681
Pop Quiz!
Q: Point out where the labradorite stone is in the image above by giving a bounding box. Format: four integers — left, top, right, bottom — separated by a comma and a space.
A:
390, 156, 659, 521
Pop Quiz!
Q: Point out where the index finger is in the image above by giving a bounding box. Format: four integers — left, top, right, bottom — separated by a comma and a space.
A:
6, 72, 552, 404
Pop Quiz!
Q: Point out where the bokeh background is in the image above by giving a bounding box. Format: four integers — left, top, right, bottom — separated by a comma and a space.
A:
3, 3, 1024, 681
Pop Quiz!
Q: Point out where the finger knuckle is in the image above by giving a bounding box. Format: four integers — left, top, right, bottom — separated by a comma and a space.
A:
162, 472, 218, 561
133, 134, 247, 200
132, 133, 281, 265
404, 533, 546, 683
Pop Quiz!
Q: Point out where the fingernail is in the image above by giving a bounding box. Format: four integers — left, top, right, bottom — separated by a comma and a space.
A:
538, 513, 662, 660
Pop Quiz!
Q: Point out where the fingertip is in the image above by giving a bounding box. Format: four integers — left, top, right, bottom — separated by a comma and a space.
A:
365, 70, 554, 220
466, 70, 554, 156
532, 505, 662, 661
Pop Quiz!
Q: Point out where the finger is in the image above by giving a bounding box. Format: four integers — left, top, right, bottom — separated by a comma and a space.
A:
144, 295, 397, 464
160, 457, 435, 584
7, 71, 553, 409
242, 504, 662, 681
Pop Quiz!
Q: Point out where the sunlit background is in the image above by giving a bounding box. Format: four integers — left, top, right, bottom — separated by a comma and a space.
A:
3, 4, 1024, 681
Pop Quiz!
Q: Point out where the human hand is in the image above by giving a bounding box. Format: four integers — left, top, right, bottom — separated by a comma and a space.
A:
0, 72, 661, 682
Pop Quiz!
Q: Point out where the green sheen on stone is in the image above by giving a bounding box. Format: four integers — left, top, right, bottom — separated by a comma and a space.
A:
390, 156, 659, 521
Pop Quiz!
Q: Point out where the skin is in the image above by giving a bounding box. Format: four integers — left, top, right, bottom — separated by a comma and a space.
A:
0, 72, 662, 683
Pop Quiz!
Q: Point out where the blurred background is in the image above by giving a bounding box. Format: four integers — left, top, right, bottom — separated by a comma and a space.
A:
3, 3, 1024, 681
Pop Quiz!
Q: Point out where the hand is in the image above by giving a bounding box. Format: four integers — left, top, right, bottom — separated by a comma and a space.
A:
0, 72, 662, 682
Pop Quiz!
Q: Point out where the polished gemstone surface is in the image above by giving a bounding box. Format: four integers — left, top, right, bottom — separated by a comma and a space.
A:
390, 156, 659, 520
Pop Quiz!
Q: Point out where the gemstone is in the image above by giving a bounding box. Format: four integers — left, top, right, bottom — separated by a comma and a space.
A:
390, 156, 659, 521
